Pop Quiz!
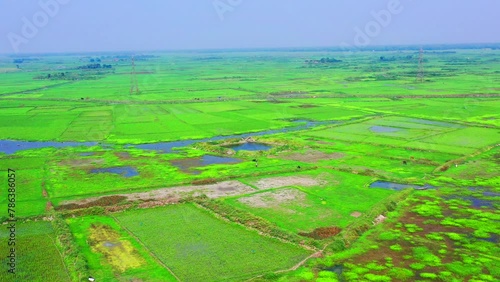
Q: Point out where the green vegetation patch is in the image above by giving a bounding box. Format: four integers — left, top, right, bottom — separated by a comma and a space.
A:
0, 221, 71, 282
115, 204, 311, 281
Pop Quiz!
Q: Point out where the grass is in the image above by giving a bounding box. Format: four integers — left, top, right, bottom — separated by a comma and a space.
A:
67, 215, 177, 282
115, 203, 311, 282
227, 170, 394, 233
0, 221, 71, 282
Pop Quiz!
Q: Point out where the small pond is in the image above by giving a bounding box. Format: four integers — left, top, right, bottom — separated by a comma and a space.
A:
370, 181, 435, 191
227, 143, 272, 152
370, 126, 401, 133
90, 166, 139, 178
170, 155, 241, 174
448, 196, 495, 208
0, 140, 98, 155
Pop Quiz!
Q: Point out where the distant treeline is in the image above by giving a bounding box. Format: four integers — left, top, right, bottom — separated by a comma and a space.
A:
77, 63, 113, 69
34, 69, 113, 81
305, 57, 342, 64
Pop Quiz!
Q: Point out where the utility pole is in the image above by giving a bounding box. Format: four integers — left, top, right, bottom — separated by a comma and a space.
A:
417, 48, 425, 83
130, 56, 140, 94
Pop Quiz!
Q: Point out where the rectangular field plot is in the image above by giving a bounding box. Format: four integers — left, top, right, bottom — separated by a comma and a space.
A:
418, 127, 500, 149
67, 216, 177, 282
0, 165, 47, 217
364, 116, 464, 130
227, 171, 394, 233
115, 204, 311, 282
0, 221, 70, 282
304, 117, 498, 155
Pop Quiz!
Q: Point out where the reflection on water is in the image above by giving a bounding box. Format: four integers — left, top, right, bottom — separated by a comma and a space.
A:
170, 155, 241, 175
90, 166, 139, 178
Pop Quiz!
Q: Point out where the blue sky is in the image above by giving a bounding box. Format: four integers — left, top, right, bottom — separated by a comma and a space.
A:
1, 0, 499, 53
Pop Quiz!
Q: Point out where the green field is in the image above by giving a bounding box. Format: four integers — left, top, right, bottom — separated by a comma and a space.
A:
0, 47, 499, 281
67, 215, 177, 282
227, 170, 394, 233
115, 204, 311, 281
0, 221, 70, 282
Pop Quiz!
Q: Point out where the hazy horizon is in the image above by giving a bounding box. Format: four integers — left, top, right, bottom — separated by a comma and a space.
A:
1, 0, 499, 54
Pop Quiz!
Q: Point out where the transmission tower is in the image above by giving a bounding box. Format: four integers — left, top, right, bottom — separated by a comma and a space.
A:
130, 56, 140, 94
416, 48, 425, 83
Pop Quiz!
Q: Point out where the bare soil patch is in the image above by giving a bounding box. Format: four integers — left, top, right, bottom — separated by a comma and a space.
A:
237, 188, 308, 208
299, 226, 342, 239
59, 180, 254, 209
252, 176, 325, 190
115, 152, 131, 159
281, 149, 345, 162
350, 211, 362, 218
58, 195, 127, 210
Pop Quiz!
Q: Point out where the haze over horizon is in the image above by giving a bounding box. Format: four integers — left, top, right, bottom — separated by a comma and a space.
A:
1, 0, 499, 54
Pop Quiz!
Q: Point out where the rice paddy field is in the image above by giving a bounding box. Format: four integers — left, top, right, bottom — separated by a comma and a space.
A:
0, 45, 499, 281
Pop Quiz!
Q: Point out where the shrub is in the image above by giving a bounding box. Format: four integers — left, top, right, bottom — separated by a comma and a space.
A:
378, 230, 400, 241
410, 263, 426, 270
318, 271, 337, 278
390, 244, 403, 251
389, 267, 414, 280
446, 232, 463, 241
420, 272, 437, 279
364, 273, 391, 282
473, 229, 491, 239
426, 233, 444, 241
438, 271, 452, 280
296, 269, 314, 280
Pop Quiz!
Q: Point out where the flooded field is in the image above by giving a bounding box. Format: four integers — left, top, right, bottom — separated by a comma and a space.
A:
228, 142, 272, 152
369, 181, 435, 191
370, 126, 401, 133
90, 166, 139, 178
170, 155, 241, 174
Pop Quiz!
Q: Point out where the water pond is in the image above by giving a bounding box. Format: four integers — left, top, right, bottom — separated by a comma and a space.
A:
370, 181, 435, 191
227, 143, 272, 152
90, 166, 139, 178
170, 155, 241, 175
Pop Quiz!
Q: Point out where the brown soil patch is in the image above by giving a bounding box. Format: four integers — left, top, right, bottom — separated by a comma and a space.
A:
114, 152, 131, 159
281, 149, 345, 162
58, 195, 127, 210
350, 211, 362, 218
252, 176, 325, 190
192, 178, 217, 185
59, 180, 254, 208
237, 188, 308, 208
299, 226, 341, 239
